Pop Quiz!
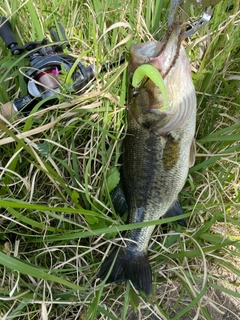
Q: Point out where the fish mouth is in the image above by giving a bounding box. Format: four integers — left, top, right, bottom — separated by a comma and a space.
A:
130, 23, 184, 77
129, 23, 196, 133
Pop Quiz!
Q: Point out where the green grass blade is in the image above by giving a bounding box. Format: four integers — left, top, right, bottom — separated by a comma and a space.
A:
0, 252, 84, 290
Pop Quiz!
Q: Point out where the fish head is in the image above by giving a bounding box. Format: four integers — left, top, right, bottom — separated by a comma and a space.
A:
129, 23, 196, 133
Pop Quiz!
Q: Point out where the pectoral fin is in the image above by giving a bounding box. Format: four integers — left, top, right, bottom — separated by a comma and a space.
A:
189, 138, 196, 168
111, 181, 128, 216
163, 199, 187, 227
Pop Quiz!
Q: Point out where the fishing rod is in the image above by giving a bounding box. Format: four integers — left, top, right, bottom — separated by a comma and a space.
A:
0, 0, 225, 120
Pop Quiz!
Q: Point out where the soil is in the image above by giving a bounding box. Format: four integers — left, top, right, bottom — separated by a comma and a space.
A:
126, 258, 240, 320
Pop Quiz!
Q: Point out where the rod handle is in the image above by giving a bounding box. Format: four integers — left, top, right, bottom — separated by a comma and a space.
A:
0, 17, 18, 49
0, 101, 17, 119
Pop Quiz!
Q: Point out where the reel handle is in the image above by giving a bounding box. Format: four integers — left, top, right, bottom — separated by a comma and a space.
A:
50, 23, 72, 52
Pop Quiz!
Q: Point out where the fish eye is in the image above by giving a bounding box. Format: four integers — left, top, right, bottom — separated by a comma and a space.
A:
132, 88, 139, 97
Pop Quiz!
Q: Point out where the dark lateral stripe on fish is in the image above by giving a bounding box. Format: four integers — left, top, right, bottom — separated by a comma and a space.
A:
162, 136, 180, 171
98, 247, 152, 295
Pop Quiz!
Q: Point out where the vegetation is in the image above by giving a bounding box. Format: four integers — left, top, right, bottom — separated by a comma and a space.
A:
0, 0, 239, 319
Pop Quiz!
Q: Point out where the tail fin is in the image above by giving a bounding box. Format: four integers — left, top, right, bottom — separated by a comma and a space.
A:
98, 247, 152, 295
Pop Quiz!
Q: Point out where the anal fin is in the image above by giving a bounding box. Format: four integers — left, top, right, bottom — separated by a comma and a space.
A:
163, 199, 187, 227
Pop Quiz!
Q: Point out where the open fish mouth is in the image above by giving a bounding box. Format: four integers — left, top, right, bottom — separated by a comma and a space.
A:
129, 22, 195, 133
130, 23, 184, 78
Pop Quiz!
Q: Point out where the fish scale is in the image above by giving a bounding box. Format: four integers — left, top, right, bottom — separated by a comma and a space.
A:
124, 96, 196, 253
98, 23, 196, 295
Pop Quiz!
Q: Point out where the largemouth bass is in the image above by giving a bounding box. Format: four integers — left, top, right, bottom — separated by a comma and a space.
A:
98, 23, 196, 295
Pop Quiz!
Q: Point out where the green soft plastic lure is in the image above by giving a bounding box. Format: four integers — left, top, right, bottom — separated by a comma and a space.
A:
132, 64, 170, 111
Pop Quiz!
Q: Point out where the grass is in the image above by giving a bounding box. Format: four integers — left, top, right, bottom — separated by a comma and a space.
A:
0, 0, 240, 319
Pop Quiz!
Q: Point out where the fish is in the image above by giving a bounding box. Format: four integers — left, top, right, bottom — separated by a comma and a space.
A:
98, 23, 196, 295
